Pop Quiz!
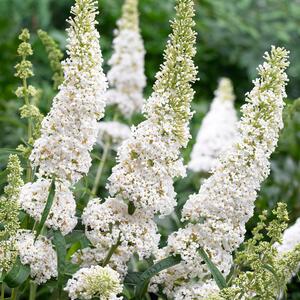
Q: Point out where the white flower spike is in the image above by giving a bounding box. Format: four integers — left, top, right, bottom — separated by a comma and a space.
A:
106, 0, 146, 117
188, 78, 238, 173
30, 0, 107, 184
20, 0, 107, 235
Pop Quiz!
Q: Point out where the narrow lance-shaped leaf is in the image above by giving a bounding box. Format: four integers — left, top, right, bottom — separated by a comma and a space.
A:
198, 247, 227, 289
134, 255, 181, 299
124, 272, 143, 286
35, 178, 55, 239
53, 229, 66, 296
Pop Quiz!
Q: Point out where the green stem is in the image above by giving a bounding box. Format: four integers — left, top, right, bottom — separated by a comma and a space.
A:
32, 221, 38, 232
29, 282, 36, 300
22, 76, 33, 183
10, 288, 17, 300
91, 138, 111, 197
22, 77, 32, 141
102, 236, 121, 267
26, 162, 32, 183
1, 284, 5, 300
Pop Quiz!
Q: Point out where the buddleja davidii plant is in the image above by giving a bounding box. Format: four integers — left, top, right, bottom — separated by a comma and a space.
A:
208, 203, 300, 300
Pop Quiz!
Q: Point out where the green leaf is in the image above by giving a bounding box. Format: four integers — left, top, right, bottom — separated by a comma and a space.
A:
102, 236, 121, 267
0, 148, 22, 155
134, 255, 181, 299
35, 178, 55, 239
64, 262, 80, 276
65, 230, 90, 247
53, 230, 66, 297
4, 257, 30, 288
0, 149, 22, 162
66, 242, 81, 260
124, 272, 143, 286
198, 247, 227, 290
21, 138, 33, 149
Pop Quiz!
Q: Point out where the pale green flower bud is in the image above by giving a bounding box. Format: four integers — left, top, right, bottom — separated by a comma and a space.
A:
19, 28, 30, 42
65, 266, 123, 300
17, 41, 33, 56
14, 60, 34, 79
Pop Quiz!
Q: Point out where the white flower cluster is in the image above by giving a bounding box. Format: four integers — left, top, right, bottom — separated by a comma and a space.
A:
150, 225, 232, 298
72, 246, 131, 277
30, 0, 107, 184
82, 198, 160, 270
97, 121, 131, 149
15, 230, 57, 284
188, 78, 238, 173
19, 0, 107, 235
108, 121, 186, 216
65, 265, 123, 300
277, 218, 300, 254
106, 0, 146, 117
174, 281, 219, 300
19, 178, 77, 235
152, 47, 289, 297
82, 0, 197, 277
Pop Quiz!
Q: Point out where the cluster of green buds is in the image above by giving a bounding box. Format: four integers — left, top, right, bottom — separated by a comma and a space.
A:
38, 29, 64, 90
14, 29, 43, 157
0, 155, 23, 272
208, 203, 300, 300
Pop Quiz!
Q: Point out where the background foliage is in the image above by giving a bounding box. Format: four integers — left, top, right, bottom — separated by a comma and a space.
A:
0, 0, 300, 298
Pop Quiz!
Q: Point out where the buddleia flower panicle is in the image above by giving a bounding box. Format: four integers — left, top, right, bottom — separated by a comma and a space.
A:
188, 78, 238, 173
15, 230, 58, 285
38, 29, 64, 90
30, 0, 107, 184
80, 0, 197, 276
19, 0, 107, 235
14, 29, 43, 145
106, 0, 146, 117
65, 265, 123, 300
0, 155, 23, 272
151, 47, 289, 299
145, 0, 197, 147
208, 203, 300, 300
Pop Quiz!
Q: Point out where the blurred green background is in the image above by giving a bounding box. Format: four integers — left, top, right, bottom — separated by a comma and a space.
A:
0, 0, 300, 298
